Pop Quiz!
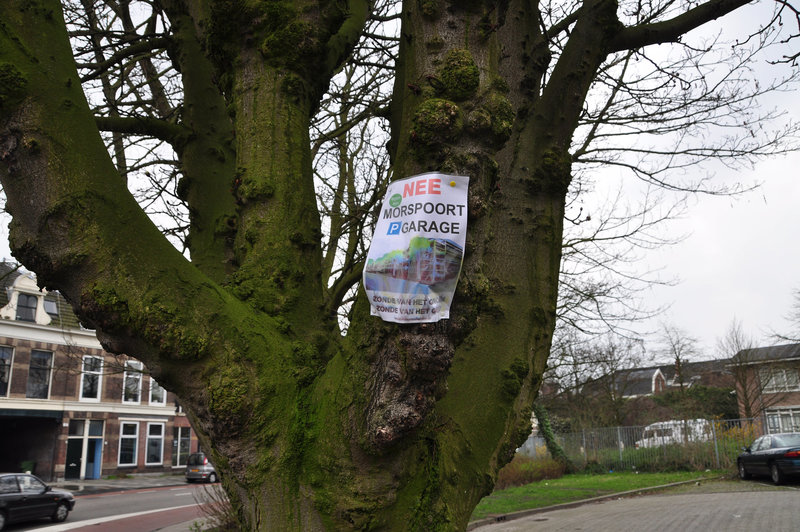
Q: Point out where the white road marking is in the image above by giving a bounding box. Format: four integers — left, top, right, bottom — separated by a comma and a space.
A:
31, 503, 199, 531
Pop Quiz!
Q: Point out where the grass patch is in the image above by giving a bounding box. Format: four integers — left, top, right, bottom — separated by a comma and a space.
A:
470, 470, 725, 521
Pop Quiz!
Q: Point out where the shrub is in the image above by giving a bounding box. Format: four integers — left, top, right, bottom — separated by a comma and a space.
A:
192, 483, 239, 531
495, 455, 565, 490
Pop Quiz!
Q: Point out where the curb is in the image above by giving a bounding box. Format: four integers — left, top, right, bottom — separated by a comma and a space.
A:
465, 476, 726, 531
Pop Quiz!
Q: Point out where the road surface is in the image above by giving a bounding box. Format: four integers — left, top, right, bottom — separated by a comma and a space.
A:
5, 483, 212, 531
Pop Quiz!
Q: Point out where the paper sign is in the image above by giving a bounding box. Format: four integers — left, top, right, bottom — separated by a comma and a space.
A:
363, 172, 469, 323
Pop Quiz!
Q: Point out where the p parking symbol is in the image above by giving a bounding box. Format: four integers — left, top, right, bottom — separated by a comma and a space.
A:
387, 222, 401, 235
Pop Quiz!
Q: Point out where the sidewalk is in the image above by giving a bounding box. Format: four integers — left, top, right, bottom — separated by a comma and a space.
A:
51, 472, 189, 496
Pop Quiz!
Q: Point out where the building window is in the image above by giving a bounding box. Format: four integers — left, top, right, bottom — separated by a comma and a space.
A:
149, 379, 166, 405
43, 297, 59, 316
172, 427, 191, 467
0, 346, 12, 397
146, 423, 164, 465
80, 356, 103, 401
25, 350, 52, 399
123, 361, 143, 403
759, 366, 800, 393
16, 293, 37, 322
118, 422, 138, 466
765, 407, 800, 433
68, 419, 85, 437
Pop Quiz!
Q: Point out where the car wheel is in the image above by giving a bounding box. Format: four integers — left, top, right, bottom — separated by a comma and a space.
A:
51, 502, 70, 522
208, 472, 218, 483
186, 478, 194, 483
0, 509, 6, 531
738, 461, 751, 480
770, 463, 784, 485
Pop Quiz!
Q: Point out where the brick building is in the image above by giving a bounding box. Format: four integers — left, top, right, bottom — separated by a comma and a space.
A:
730, 343, 800, 432
0, 264, 198, 481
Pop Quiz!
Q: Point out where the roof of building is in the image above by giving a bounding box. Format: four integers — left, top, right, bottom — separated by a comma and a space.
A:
0, 262, 82, 329
658, 359, 731, 382
583, 358, 733, 398
731, 343, 800, 365
614, 368, 663, 397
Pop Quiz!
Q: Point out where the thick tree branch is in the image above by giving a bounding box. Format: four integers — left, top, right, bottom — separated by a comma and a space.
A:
610, 0, 752, 51
95, 115, 189, 148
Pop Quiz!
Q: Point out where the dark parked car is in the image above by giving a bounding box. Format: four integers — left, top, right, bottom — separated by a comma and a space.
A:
738, 432, 800, 485
0, 473, 75, 530
185, 452, 218, 483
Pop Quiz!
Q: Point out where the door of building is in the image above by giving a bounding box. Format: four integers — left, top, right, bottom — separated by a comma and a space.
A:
66, 419, 105, 480
65, 439, 82, 480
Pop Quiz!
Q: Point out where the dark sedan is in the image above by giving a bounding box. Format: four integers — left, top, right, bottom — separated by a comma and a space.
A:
738, 432, 800, 485
0, 473, 75, 530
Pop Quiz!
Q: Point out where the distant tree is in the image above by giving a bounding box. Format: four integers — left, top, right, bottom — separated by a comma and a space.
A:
543, 332, 646, 428
659, 323, 700, 392
775, 289, 800, 343
718, 318, 762, 418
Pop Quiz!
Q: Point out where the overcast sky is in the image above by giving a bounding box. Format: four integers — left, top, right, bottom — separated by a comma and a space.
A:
634, 150, 800, 358
623, 3, 800, 358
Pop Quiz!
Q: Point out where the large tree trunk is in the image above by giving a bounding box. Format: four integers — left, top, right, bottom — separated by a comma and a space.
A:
0, 0, 756, 529
0, 0, 609, 528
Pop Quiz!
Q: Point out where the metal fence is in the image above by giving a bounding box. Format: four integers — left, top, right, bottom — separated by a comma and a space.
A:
517, 418, 765, 471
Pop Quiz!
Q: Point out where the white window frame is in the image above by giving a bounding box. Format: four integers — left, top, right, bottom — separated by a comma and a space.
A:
79, 356, 103, 402
172, 426, 192, 467
118, 422, 139, 466
16, 293, 38, 322
25, 350, 53, 399
765, 407, 800, 434
0, 346, 13, 397
145, 422, 165, 465
43, 297, 59, 316
760, 366, 800, 393
122, 360, 143, 404
149, 378, 166, 406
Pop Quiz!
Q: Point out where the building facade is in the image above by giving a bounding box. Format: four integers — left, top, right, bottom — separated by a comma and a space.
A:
731, 344, 800, 433
0, 264, 198, 481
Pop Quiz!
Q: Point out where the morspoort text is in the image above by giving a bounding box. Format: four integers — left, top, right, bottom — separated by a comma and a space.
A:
383, 202, 466, 219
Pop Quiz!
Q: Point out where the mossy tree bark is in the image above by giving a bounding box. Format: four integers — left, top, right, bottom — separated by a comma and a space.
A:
0, 0, 756, 529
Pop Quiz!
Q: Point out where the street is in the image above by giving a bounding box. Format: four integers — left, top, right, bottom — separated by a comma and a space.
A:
471, 482, 800, 532
3, 483, 212, 531
3, 478, 799, 531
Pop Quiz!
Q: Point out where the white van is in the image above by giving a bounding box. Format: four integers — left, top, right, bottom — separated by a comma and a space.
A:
635, 419, 710, 448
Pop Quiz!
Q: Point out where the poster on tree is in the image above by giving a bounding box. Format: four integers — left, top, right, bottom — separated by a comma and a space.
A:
363, 172, 469, 323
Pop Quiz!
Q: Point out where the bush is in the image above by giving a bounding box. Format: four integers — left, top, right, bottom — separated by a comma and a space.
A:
582, 460, 607, 474
495, 455, 565, 490
192, 483, 239, 531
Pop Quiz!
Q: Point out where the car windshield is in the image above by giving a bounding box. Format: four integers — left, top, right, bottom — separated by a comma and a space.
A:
772, 434, 800, 447
187, 454, 205, 466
